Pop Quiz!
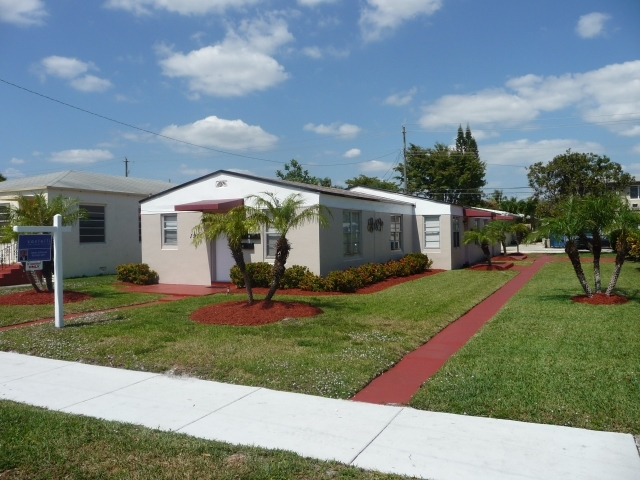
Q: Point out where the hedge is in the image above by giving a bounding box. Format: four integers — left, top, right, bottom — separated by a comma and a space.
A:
116, 263, 159, 285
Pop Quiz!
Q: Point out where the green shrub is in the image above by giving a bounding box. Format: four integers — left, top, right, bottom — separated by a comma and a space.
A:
116, 263, 158, 285
230, 262, 273, 288
325, 268, 364, 293
281, 265, 312, 289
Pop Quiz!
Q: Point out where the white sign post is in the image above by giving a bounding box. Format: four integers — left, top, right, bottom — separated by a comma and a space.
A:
14, 214, 71, 328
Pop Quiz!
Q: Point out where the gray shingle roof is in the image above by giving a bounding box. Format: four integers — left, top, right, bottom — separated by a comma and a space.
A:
0, 171, 173, 196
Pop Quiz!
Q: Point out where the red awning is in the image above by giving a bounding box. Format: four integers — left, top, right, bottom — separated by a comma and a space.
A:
174, 199, 244, 213
494, 215, 515, 221
463, 208, 492, 217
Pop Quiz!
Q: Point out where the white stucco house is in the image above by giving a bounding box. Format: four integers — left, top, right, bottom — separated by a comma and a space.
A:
0, 171, 173, 278
140, 170, 504, 286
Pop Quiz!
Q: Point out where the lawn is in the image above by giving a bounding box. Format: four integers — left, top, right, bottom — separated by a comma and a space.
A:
0, 400, 404, 479
409, 260, 640, 435
0, 269, 515, 399
0, 275, 163, 328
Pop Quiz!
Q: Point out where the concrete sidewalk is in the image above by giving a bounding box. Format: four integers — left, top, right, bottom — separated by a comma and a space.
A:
1, 352, 638, 479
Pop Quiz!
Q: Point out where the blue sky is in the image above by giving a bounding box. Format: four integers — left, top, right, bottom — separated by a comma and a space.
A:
1, 0, 639, 198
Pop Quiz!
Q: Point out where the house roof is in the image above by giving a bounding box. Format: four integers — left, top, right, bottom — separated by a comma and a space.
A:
141, 170, 414, 206
0, 171, 174, 196
347, 185, 459, 207
174, 199, 244, 213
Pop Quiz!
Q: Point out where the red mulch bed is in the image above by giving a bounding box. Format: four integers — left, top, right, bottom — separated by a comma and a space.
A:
246, 269, 445, 297
571, 293, 629, 305
469, 262, 514, 271
0, 290, 91, 306
492, 255, 527, 261
190, 300, 323, 326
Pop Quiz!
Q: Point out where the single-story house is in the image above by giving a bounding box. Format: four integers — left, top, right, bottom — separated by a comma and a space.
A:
140, 170, 504, 286
0, 171, 173, 278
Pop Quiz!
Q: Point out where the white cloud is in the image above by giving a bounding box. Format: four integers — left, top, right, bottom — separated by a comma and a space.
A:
157, 15, 292, 97
39, 56, 113, 92
179, 164, 211, 176
301, 45, 349, 59
0, 0, 46, 25
343, 148, 361, 158
160, 115, 278, 150
632, 145, 640, 154
383, 87, 416, 106
10, 157, 25, 164
360, 0, 442, 42
228, 168, 255, 175
576, 12, 610, 39
359, 160, 393, 172
469, 130, 499, 141
420, 60, 640, 137
303, 122, 361, 138
49, 149, 114, 164
302, 46, 323, 59
104, 0, 259, 16
2, 167, 25, 178
298, 0, 336, 5
481, 139, 603, 167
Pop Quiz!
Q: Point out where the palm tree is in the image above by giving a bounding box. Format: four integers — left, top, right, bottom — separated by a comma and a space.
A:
487, 220, 512, 255
509, 222, 530, 254
0, 193, 85, 293
462, 225, 501, 266
536, 196, 592, 297
247, 192, 330, 301
603, 201, 640, 296
191, 206, 257, 305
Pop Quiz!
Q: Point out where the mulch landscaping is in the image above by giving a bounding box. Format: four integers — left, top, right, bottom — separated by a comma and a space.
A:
571, 293, 629, 305
0, 290, 91, 306
190, 300, 323, 326
468, 262, 514, 271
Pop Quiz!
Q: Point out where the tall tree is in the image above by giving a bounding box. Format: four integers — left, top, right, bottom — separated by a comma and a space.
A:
191, 206, 257, 305
247, 192, 330, 301
0, 173, 6, 182
527, 150, 634, 216
0, 194, 85, 293
396, 129, 486, 205
344, 174, 399, 192
276, 159, 332, 187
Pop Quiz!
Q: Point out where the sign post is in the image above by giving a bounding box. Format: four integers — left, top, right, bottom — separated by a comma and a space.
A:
14, 214, 71, 328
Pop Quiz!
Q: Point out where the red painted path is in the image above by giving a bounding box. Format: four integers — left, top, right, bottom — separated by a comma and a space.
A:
351, 255, 555, 405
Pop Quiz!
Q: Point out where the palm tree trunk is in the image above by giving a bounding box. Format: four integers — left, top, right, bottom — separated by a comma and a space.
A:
605, 237, 626, 296
229, 243, 253, 305
515, 239, 520, 254
24, 268, 43, 293
42, 260, 54, 293
482, 244, 492, 266
591, 233, 602, 293
565, 240, 593, 297
265, 236, 291, 302
501, 240, 507, 255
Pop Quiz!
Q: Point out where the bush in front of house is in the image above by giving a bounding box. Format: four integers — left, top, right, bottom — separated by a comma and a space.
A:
230, 262, 273, 288
280, 265, 312, 289
116, 263, 159, 285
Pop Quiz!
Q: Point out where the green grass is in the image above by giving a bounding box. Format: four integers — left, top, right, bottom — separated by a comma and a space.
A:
0, 269, 515, 399
0, 275, 162, 328
0, 400, 404, 479
409, 261, 640, 435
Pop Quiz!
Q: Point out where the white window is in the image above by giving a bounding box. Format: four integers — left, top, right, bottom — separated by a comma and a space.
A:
79, 205, 105, 243
630, 185, 639, 199
452, 217, 460, 248
265, 223, 279, 258
424, 216, 440, 249
162, 214, 177, 246
390, 215, 402, 251
343, 211, 361, 255
0, 203, 9, 228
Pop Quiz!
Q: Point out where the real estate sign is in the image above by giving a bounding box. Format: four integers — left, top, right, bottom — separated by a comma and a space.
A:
17, 234, 52, 262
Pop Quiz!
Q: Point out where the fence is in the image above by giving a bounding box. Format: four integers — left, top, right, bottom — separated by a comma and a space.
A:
0, 242, 17, 267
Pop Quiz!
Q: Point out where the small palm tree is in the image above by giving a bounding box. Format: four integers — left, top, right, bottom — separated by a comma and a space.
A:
487, 220, 512, 255
462, 225, 500, 266
247, 192, 330, 301
603, 202, 640, 296
191, 206, 257, 305
0, 193, 85, 293
509, 222, 530, 254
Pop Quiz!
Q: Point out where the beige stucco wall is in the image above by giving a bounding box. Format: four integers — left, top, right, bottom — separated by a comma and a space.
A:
141, 212, 211, 285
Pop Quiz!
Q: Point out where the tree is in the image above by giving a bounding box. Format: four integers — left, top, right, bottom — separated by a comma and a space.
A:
509, 222, 530, 254
0, 173, 6, 182
276, 159, 332, 187
247, 192, 330, 301
191, 206, 257, 305
527, 150, 634, 216
487, 220, 512, 255
344, 174, 399, 192
604, 202, 640, 295
0, 194, 85, 293
462, 224, 501, 266
396, 128, 486, 205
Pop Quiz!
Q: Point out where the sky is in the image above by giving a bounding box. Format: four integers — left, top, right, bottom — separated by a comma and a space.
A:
1, 0, 639, 199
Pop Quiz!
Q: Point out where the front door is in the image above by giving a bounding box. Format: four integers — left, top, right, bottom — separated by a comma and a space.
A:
214, 236, 235, 282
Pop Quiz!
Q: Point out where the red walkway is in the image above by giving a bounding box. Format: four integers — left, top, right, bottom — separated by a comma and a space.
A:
352, 255, 555, 405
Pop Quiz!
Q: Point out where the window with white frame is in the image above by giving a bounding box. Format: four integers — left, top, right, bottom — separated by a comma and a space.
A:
265, 223, 279, 258
0, 203, 9, 228
452, 216, 460, 248
162, 214, 177, 246
79, 205, 106, 243
424, 216, 440, 249
390, 215, 402, 251
343, 211, 361, 255
630, 185, 639, 199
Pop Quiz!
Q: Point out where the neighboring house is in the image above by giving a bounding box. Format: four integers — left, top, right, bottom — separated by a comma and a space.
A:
140, 170, 504, 286
0, 171, 173, 277
624, 184, 640, 210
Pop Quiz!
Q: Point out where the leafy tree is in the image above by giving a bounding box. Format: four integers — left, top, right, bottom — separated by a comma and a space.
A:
0, 173, 6, 182
191, 206, 257, 305
396, 129, 486, 205
247, 192, 330, 301
276, 159, 332, 187
487, 220, 512, 255
604, 203, 640, 295
344, 174, 399, 192
509, 222, 530, 254
0, 194, 85, 293
527, 150, 634, 216
462, 224, 501, 266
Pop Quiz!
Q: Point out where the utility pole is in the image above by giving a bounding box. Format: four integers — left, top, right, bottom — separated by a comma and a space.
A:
124, 157, 130, 177
402, 125, 408, 194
